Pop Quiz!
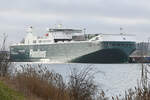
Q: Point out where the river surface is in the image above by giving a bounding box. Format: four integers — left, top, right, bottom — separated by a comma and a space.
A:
12, 62, 144, 97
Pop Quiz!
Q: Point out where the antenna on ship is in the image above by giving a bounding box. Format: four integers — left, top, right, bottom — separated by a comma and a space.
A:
83, 28, 86, 40
120, 27, 123, 34
1, 33, 8, 51
26, 26, 33, 34
146, 37, 150, 55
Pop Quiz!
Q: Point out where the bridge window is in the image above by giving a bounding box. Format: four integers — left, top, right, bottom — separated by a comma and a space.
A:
33, 40, 36, 43
117, 44, 120, 46
39, 40, 42, 43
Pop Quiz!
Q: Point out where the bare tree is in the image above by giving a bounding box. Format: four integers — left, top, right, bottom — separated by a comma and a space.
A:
68, 67, 98, 100
0, 33, 11, 77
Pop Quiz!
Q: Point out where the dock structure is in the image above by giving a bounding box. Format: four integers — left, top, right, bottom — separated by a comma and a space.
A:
129, 42, 150, 63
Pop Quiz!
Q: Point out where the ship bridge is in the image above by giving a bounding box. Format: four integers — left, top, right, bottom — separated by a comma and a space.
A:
48, 28, 83, 42
49, 29, 82, 33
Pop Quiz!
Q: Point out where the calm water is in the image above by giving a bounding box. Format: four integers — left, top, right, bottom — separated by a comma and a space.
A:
12, 62, 143, 97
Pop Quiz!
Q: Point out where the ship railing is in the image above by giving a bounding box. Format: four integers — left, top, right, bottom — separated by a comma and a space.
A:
96, 33, 136, 36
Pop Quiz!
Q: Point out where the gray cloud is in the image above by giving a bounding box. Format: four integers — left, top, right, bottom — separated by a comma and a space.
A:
1, 0, 150, 18
0, 0, 150, 44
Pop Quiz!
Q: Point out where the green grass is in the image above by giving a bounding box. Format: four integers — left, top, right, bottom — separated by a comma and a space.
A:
0, 81, 24, 100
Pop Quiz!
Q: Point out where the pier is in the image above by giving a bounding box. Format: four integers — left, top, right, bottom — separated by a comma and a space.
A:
129, 42, 150, 63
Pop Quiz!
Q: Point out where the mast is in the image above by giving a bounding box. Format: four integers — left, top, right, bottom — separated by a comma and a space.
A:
1, 33, 7, 51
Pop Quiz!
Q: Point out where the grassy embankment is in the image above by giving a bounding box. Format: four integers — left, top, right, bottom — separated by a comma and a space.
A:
0, 64, 150, 100
0, 64, 98, 100
0, 80, 24, 100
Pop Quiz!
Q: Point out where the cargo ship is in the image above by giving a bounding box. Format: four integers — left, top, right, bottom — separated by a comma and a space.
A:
10, 26, 136, 63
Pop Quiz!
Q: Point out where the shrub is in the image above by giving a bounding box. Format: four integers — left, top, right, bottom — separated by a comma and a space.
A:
68, 67, 98, 100
0, 33, 11, 77
13, 64, 69, 100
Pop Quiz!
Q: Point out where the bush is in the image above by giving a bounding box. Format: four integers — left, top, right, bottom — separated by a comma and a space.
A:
0, 33, 11, 77
6, 65, 99, 100
68, 67, 98, 100
13, 64, 69, 100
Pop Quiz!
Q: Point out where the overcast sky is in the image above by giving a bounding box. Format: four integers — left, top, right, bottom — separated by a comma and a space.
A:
0, 0, 150, 44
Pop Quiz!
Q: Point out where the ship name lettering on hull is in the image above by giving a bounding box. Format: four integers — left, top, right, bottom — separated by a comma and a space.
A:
30, 49, 46, 58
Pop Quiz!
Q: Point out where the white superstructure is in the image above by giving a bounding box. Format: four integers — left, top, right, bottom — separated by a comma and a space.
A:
22, 26, 83, 45
18, 26, 136, 46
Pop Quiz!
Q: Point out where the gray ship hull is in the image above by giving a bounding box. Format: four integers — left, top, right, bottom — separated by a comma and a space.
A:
10, 41, 136, 63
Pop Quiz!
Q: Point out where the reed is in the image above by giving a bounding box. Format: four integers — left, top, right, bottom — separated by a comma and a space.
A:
4, 65, 98, 100
12, 64, 69, 100
68, 67, 98, 100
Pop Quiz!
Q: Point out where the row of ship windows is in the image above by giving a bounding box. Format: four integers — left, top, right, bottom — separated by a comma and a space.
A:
33, 40, 52, 43
103, 43, 134, 47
